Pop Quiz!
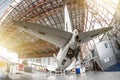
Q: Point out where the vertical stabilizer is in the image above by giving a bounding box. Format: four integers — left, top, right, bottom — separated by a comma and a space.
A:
64, 5, 72, 32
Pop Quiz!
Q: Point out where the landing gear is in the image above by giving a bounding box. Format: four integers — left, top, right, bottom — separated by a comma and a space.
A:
55, 68, 65, 74
74, 46, 80, 61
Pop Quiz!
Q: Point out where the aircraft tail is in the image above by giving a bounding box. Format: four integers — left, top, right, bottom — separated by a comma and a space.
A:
64, 5, 72, 32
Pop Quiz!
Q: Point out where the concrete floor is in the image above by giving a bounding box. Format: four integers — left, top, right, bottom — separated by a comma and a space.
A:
7, 71, 120, 80
0, 71, 12, 80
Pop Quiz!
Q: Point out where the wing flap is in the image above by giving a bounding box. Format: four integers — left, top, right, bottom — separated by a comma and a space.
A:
14, 21, 72, 47
78, 27, 112, 43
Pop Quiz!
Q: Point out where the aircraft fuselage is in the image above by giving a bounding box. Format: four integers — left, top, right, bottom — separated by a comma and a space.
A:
56, 29, 79, 71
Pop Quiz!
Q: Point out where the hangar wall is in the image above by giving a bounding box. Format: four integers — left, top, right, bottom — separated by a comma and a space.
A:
27, 57, 57, 68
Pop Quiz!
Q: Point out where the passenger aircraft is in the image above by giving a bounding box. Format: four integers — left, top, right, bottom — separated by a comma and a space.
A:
14, 5, 112, 72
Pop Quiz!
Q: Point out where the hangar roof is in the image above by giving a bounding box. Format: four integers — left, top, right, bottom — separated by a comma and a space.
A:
0, 0, 119, 58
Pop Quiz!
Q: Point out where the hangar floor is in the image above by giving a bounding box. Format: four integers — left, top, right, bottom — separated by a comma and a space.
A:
7, 71, 120, 80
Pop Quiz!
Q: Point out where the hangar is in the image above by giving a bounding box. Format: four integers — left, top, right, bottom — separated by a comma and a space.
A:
0, 0, 120, 80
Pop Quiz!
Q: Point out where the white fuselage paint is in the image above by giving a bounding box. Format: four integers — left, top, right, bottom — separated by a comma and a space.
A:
56, 29, 79, 71
18, 24, 79, 71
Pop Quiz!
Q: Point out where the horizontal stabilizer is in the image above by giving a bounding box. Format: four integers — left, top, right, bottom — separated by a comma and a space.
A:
13, 21, 72, 47
78, 27, 112, 43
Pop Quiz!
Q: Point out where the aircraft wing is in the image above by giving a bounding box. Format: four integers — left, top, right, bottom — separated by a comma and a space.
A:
14, 21, 72, 48
78, 27, 112, 43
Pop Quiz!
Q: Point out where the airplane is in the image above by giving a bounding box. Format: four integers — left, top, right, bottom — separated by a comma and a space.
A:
13, 5, 112, 72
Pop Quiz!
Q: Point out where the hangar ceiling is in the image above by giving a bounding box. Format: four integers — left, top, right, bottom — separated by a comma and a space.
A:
0, 0, 119, 58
